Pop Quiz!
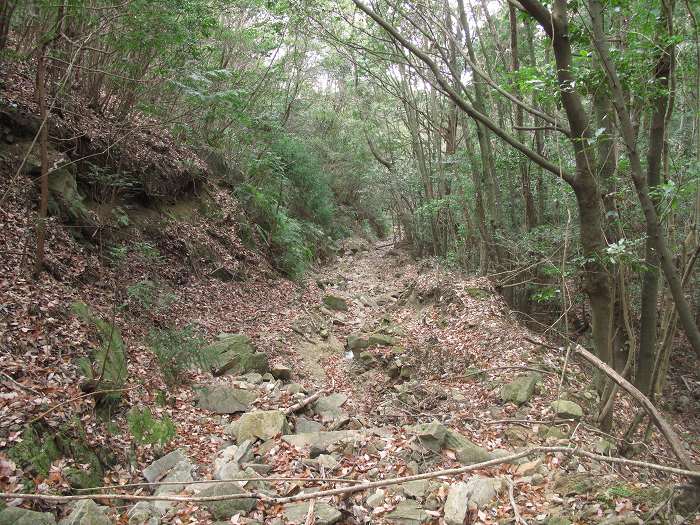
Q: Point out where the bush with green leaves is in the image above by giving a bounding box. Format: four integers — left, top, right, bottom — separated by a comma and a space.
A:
148, 325, 217, 385
127, 407, 176, 447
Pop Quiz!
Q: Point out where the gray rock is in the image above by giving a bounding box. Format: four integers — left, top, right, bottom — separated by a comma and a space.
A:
409, 421, 447, 452
401, 479, 430, 499
444, 430, 492, 465
0, 508, 56, 525
241, 372, 263, 384
386, 499, 429, 524
58, 500, 110, 525
127, 502, 159, 525
500, 374, 540, 405
550, 400, 583, 419
464, 476, 504, 506
347, 334, 370, 352
153, 461, 193, 514
286, 383, 306, 395
368, 333, 395, 346
282, 430, 366, 449
295, 417, 323, 434
313, 393, 348, 423
196, 385, 257, 414
198, 482, 257, 519
595, 438, 614, 455
283, 502, 342, 524
323, 295, 348, 312
271, 365, 292, 380
444, 482, 470, 525
366, 489, 386, 508
142, 449, 189, 483
209, 334, 269, 376
236, 410, 290, 441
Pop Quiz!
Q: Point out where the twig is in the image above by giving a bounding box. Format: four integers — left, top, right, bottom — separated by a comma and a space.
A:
506, 477, 527, 525
0, 371, 42, 395
446, 365, 557, 380
284, 389, 329, 416
2, 446, 698, 506
304, 498, 316, 525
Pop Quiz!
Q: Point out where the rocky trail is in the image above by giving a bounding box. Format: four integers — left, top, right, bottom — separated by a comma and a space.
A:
2, 242, 699, 525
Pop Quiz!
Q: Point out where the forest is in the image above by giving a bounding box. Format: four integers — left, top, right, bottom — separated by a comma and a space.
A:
0, 0, 699, 523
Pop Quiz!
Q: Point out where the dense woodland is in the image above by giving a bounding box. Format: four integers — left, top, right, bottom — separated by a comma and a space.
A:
1, 0, 700, 523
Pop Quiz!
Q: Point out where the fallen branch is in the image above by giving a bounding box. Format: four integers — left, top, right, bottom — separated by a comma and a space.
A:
524, 336, 699, 475
77, 476, 364, 492
2, 446, 699, 506
284, 389, 328, 416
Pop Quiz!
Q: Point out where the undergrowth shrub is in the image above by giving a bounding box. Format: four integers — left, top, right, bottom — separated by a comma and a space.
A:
127, 407, 176, 447
126, 280, 177, 311
147, 325, 216, 385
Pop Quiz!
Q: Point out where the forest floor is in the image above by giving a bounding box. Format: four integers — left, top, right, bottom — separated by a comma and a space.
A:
2, 217, 700, 523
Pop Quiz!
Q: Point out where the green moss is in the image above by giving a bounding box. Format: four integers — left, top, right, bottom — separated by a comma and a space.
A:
9, 420, 113, 490
465, 287, 489, 299
7, 426, 61, 476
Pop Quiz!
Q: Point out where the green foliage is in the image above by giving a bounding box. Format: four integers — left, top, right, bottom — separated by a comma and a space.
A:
72, 302, 128, 396
148, 325, 216, 384
127, 407, 176, 447
126, 280, 177, 311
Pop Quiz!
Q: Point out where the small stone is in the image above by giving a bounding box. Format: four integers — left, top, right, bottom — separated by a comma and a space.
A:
464, 476, 503, 506
444, 430, 492, 465
271, 365, 292, 380
550, 400, 583, 419
500, 374, 540, 405
386, 499, 429, 524
347, 334, 369, 351
127, 502, 158, 525
241, 372, 263, 384
198, 482, 257, 519
283, 502, 342, 525
595, 438, 614, 455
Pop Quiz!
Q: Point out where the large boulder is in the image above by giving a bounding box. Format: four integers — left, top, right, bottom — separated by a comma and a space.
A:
236, 410, 289, 442
550, 400, 583, 419
0, 508, 56, 525
58, 500, 111, 525
283, 502, 342, 524
197, 482, 257, 519
195, 385, 257, 414
209, 334, 269, 376
500, 374, 540, 405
